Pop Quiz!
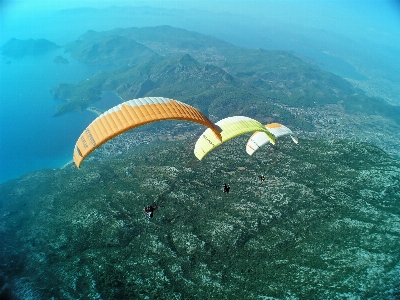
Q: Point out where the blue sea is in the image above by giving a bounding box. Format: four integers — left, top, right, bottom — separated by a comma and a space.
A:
0, 49, 120, 183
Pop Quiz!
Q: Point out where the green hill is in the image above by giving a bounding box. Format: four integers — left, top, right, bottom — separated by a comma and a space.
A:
54, 26, 399, 127
65, 34, 160, 66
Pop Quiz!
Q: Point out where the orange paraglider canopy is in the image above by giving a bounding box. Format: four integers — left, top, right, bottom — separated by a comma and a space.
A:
73, 97, 221, 167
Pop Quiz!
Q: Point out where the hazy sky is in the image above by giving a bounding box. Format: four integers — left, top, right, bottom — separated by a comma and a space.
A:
1, 0, 399, 46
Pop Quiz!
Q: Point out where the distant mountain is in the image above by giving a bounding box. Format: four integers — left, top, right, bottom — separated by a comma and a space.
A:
51, 26, 400, 159
54, 26, 400, 124
0, 38, 60, 58
51, 52, 310, 130
111, 25, 235, 54
65, 34, 160, 66
67, 25, 235, 58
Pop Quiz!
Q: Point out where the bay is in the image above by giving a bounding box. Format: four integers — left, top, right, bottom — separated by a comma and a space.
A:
0, 49, 106, 183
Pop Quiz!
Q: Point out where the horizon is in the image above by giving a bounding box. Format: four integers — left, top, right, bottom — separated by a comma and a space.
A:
1, 0, 399, 46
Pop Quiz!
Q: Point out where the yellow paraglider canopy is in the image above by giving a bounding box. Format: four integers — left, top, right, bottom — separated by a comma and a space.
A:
194, 116, 275, 160
73, 97, 222, 168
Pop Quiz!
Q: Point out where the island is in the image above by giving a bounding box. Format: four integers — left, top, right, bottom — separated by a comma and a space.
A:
0, 38, 61, 58
53, 55, 69, 64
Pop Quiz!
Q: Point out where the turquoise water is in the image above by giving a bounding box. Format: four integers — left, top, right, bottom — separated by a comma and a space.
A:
0, 49, 107, 183
92, 91, 123, 111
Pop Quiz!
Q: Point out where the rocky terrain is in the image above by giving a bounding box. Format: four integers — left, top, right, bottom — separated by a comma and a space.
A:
1, 136, 399, 299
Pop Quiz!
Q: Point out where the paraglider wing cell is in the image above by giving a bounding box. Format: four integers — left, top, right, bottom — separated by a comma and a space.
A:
73, 97, 222, 168
266, 123, 298, 144
194, 116, 275, 160
246, 131, 272, 156
246, 123, 298, 156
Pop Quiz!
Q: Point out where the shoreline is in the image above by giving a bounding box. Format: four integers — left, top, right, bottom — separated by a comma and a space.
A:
86, 91, 123, 117
61, 160, 74, 169
87, 106, 103, 116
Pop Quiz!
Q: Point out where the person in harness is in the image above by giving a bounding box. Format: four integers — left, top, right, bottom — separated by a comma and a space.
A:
144, 204, 158, 218
223, 183, 230, 193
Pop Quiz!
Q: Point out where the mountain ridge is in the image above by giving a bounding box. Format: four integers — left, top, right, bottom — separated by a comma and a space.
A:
54, 26, 400, 124
50, 26, 400, 159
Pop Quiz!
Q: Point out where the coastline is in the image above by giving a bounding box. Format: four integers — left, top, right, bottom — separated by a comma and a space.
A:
86, 91, 123, 117
61, 160, 74, 169
87, 106, 103, 116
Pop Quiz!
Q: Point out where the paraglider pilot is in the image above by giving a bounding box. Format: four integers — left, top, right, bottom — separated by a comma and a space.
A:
223, 183, 230, 193
144, 204, 158, 218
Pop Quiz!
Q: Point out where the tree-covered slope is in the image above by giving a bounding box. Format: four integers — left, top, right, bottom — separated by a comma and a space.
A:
51, 51, 310, 129
0, 137, 399, 299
